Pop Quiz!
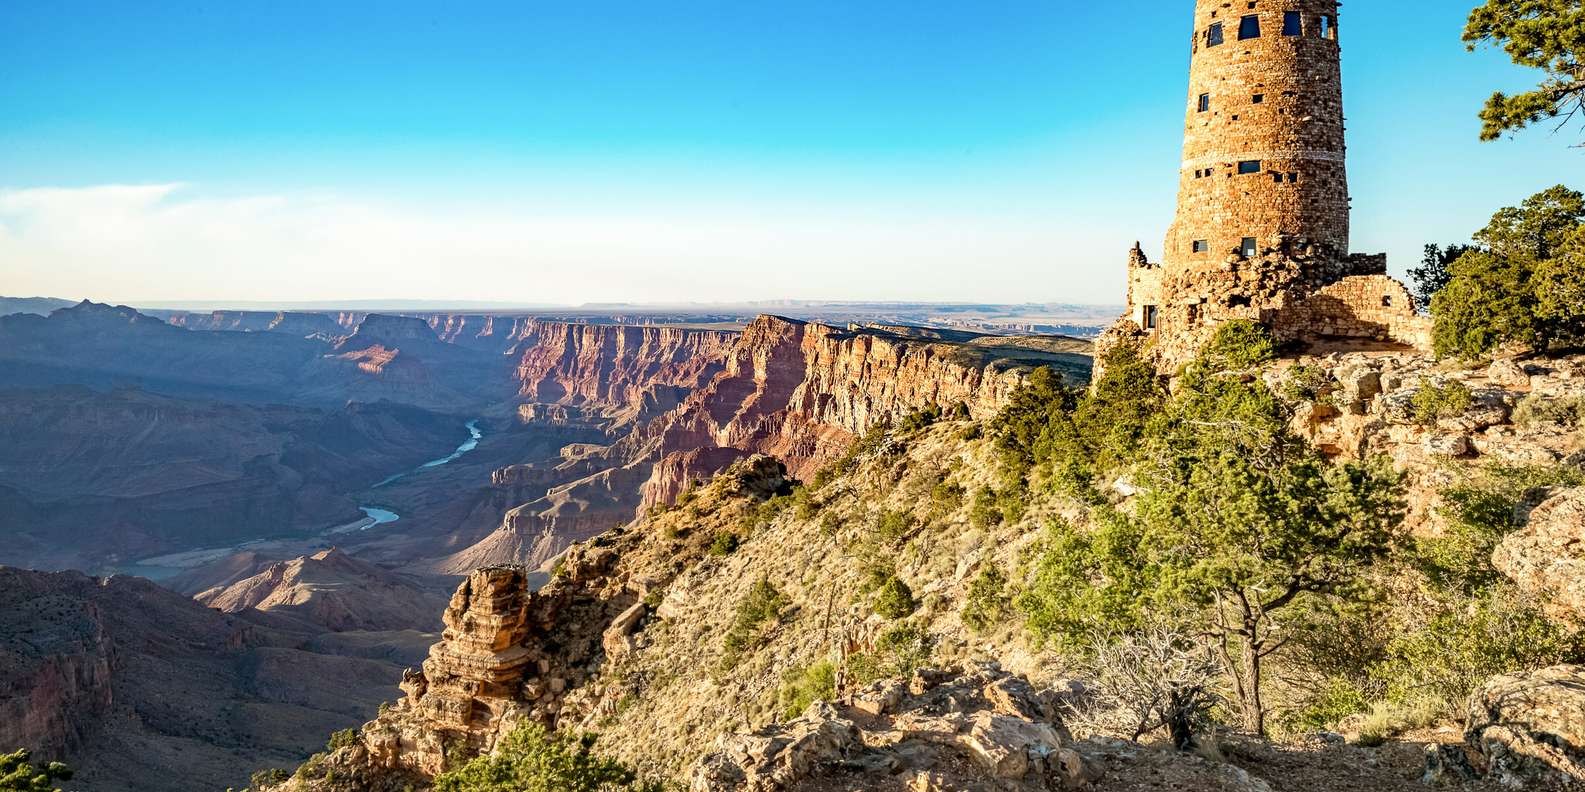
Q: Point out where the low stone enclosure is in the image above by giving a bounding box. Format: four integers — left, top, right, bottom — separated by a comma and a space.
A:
1114, 240, 1430, 371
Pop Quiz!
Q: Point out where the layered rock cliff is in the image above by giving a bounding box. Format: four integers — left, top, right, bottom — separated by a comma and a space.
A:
508, 320, 740, 429
434, 316, 1090, 573
638, 316, 1091, 508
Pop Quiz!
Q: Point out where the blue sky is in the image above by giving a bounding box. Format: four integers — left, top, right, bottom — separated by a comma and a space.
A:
1, 0, 1578, 305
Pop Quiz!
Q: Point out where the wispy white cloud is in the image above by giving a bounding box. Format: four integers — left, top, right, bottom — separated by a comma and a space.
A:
0, 183, 1126, 304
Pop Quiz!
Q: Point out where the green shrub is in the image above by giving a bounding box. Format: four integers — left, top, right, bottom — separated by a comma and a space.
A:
846, 623, 934, 687
1378, 587, 1585, 712
708, 532, 740, 556
930, 479, 966, 512
871, 575, 917, 619
873, 510, 917, 545
774, 661, 837, 720
961, 564, 1008, 632
0, 751, 72, 792
721, 578, 789, 666
1410, 380, 1474, 426
898, 404, 944, 434
995, 481, 1029, 524
433, 722, 659, 792
326, 728, 360, 751
813, 422, 892, 490
1282, 364, 1333, 402
1198, 320, 1278, 371
1430, 186, 1585, 358
969, 488, 1003, 529
1514, 393, 1585, 428
1285, 677, 1370, 734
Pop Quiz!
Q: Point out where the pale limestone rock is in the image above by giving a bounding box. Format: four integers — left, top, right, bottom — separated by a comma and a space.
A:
1467, 665, 1585, 787
1494, 488, 1585, 626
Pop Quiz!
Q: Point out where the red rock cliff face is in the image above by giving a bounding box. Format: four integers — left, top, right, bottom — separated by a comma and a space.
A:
509, 321, 740, 423
433, 316, 1067, 574
639, 316, 1030, 507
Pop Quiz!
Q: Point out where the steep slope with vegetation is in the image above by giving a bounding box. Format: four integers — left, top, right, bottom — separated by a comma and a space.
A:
263, 313, 1585, 790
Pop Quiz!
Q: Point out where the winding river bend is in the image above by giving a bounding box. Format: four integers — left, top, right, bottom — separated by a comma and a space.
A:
351, 418, 484, 530
124, 419, 483, 576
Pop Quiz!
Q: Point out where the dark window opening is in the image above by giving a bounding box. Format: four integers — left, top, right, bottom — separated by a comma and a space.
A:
1198, 93, 1211, 112
1320, 15, 1335, 40
1229, 295, 1252, 308
1208, 22, 1224, 47
1381, 295, 1394, 308
1239, 15, 1261, 40
1192, 240, 1209, 254
1252, 93, 1264, 104
1272, 173, 1283, 183
1237, 159, 1262, 175
1283, 11, 1301, 36
1241, 237, 1258, 257
1286, 172, 1298, 183
1143, 305, 1159, 330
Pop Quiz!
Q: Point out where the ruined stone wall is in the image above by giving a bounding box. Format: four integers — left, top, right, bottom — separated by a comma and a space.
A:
1271, 275, 1433, 349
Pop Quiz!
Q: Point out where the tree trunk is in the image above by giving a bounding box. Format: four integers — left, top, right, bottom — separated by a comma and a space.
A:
1238, 633, 1265, 736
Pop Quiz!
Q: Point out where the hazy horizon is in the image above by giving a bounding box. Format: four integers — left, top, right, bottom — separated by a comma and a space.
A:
4, 1, 1578, 305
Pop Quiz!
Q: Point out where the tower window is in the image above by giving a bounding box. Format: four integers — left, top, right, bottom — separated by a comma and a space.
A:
1192, 240, 1209, 253
1238, 15, 1261, 40
1228, 295, 1252, 308
1143, 305, 1159, 330
1207, 22, 1224, 47
1252, 93, 1264, 104
1286, 172, 1298, 183
1237, 159, 1262, 175
1241, 237, 1258, 257
1283, 11, 1302, 36
1320, 15, 1335, 40
1272, 172, 1283, 183
1382, 295, 1394, 308
1198, 93, 1211, 112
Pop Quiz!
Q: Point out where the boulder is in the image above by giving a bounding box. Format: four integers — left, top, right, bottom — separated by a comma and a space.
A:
1467, 665, 1585, 787
1488, 358, 1532, 389
691, 702, 859, 791
1493, 488, 1585, 626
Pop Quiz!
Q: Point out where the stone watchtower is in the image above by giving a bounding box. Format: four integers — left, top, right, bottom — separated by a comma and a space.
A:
1113, 0, 1429, 371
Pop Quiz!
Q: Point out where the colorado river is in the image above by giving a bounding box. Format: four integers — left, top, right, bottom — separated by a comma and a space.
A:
123, 418, 483, 575
372, 419, 483, 489
354, 418, 484, 529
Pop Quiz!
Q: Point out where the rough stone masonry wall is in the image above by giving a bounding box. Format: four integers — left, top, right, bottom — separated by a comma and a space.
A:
1271, 274, 1433, 349
1105, 1, 1430, 372
1164, 0, 1349, 261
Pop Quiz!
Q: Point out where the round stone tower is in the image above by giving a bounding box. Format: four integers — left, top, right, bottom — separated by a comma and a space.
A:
1104, 1, 1432, 373
1163, 0, 1348, 263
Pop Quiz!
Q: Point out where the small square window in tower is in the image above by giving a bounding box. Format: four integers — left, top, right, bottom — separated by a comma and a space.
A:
1143, 305, 1159, 331
1207, 22, 1224, 47
1320, 15, 1335, 40
1198, 93, 1211, 112
1241, 237, 1258, 257
1252, 93, 1264, 104
1283, 11, 1302, 36
1192, 239, 1210, 253
1238, 15, 1261, 40
1237, 160, 1262, 175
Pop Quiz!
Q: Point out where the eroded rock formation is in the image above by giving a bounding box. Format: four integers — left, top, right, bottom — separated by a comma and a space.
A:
195, 548, 447, 632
